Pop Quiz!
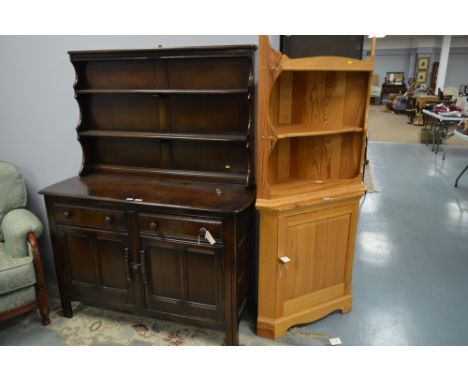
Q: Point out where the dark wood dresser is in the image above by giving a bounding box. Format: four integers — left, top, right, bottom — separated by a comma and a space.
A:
40, 45, 256, 345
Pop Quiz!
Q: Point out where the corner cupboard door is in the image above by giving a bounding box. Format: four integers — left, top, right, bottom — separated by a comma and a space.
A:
140, 238, 224, 325
57, 226, 136, 309
275, 201, 359, 319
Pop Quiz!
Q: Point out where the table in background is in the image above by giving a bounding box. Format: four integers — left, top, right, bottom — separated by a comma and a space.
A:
422, 110, 465, 159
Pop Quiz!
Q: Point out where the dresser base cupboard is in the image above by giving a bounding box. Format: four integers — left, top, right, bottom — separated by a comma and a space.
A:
41, 45, 256, 346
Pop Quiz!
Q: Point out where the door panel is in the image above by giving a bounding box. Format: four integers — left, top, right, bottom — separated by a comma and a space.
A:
63, 230, 97, 285
57, 226, 135, 307
97, 236, 131, 290
147, 242, 184, 301
186, 247, 218, 306
276, 203, 354, 317
141, 237, 223, 322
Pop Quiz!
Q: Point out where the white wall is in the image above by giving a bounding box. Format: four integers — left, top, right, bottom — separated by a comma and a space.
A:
0, 35, 276, 282
446, 52, 468, 88
373, 52, 411, 85
365, 36, 468, 88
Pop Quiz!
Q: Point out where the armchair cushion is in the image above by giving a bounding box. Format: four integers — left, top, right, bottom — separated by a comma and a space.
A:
0, 242, 36, 295
0, 286, 36, 313
0, 161, 27, 241
1, 209, 43, 258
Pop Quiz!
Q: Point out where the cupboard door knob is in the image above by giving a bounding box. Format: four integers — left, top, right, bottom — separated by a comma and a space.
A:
279, 256, 291, 264
105, 216, 113, 224
63, 211, 71, 218
149, 221, 158, 230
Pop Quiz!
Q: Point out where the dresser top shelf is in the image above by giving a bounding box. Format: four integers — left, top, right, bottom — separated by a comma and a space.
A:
69, 45, 257, 61
75, 89, 249, 95
40, 174, 255, 214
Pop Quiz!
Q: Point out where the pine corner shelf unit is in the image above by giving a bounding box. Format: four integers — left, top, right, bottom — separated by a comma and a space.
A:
256, 36, 375, 339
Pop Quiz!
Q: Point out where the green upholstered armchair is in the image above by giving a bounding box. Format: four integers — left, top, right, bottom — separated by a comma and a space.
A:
0, 161, 50, 325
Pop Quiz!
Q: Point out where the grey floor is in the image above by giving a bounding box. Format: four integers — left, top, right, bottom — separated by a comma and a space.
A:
302, 141, 468, 345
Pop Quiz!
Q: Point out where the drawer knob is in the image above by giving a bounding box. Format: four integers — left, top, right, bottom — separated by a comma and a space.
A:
149, 221, 158, 230
105, 216, 113, 224
63, 211, 71, 218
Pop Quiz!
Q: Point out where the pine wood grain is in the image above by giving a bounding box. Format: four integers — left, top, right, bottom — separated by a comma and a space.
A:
256, 36, 375, 339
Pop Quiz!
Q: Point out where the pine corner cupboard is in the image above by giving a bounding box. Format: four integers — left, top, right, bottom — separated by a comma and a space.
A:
256, 36, 375, 339
40, 45, 256, 346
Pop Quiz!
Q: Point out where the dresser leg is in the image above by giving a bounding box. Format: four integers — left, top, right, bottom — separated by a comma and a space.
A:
61, 297, 73, 318
224, 325, 239, 346
232, 324, 239, 346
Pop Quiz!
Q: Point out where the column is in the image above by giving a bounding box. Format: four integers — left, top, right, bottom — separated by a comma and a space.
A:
435, 35, 451, 93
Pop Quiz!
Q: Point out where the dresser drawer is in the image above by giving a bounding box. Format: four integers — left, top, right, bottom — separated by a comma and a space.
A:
138, 213, 222, 244
54, 204, 126, 231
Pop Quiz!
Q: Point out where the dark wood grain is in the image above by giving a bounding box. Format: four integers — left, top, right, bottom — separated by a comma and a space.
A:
41, 45, 256, 345
76, 89, 249, 94
41, 174, 255, 214
78, 130, 248, 142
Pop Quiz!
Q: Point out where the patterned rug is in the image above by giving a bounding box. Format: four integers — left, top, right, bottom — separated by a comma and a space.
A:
0, 300, 330, 346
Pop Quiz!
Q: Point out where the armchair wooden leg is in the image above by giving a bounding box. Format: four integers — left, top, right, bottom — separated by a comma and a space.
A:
28, 233, 51, 326
38, 287, 51, 326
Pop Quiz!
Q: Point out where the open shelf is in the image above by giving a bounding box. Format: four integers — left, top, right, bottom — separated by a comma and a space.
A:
75, 89, 249, 95
82, 137, 249, 185
273, 125, 363, 139
259, 57, 371, 199
78, 92, 249, 134
267, 133, 362, 192
78, 130, 248, 142
72, 52, 253, 91
268, 71, 369, 131
89, 164, 247, 184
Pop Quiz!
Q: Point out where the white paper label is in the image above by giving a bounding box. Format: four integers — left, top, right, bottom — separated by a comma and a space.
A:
205, 230, 216, 245
329, 337, 342, 346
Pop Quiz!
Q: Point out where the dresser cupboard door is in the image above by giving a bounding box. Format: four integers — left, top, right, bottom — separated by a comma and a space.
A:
275, 201, 359, 319
57, 226, 135, 308
140, 238, 224, 324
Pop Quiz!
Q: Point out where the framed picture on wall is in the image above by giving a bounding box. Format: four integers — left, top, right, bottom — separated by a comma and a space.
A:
385, 72, 404, 85
416, 70, 428, 83
417, 57, 430, 70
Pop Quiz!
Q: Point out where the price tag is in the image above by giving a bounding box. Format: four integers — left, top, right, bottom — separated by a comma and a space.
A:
329, 337, 342, 346
205, 230, 216, 245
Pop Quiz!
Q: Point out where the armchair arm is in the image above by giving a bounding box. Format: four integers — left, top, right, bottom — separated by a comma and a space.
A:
1, 208, 43, 258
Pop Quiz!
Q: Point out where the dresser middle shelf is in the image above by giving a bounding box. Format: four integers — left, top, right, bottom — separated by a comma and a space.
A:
78, 130, 248, 142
